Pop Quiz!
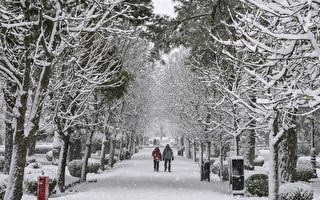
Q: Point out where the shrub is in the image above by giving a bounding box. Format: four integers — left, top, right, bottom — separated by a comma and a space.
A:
24, 168, 57, 196
68, 160, 82, 178
279, 182, 313, 200
35, 145, 52, 154
211, 161, 228, 181
296, 158, 314, 182
254, 156, 264, 166
87, 159, 100, 173
27, 161, 42, 169
68, 159, 100, 178
24, 178, 57, 196
296, 165, 314, 182
245, 173, 268, 197
46, 150, 53, 162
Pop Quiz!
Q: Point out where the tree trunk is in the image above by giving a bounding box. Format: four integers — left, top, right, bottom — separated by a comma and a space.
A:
81, 130, 94, 182
219, 134, 223, 181
185, 138, 191, 159
109, 137, 115, 168
4, 35, 31, 199
199, 142, 203, 165
234, 135, 240, 156
269, 142, 280, 200
100, 135, 107, 171
269, 112, 283, 200
193, 141, 197, 162
206, 140, 211, 163
27, 135, 36, 156
128, 135, 133, 155
56, 135, 70, 193
280, 128, 297, 182
246, 130, 256, 170
4, 137, 28, 200
119, 137, 124, 161
132, 136, 136, 154
27, 107, 43, 157
246, 77, 257, 170
4, 85, 29, 200
3, 82, 16, 174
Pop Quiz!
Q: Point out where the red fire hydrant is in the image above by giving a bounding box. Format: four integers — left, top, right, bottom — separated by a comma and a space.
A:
37, 176, 49, 200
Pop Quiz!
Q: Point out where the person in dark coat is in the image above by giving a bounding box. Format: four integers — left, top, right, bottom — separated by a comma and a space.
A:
152, 146, 162, 171
162, 144, 174, 172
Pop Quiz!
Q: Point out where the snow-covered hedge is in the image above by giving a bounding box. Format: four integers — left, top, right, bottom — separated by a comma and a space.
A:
35, 144, 52, 154
296, 157, 314, 182
245, 173, 268, 197
26, 159, 42, 169
87, 159, 100, 173
68, 160, 82, 178
279, 182, 313, 200
254, 156, 264, 166
211, 161, 228, 181
24, 168, 57, 196
68, 159, 100, 178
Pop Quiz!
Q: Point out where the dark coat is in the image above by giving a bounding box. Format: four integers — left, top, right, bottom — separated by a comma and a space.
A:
163, 147, 174, 160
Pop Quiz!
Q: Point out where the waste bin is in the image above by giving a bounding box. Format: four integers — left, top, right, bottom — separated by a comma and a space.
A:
200, 161, 210, 182
177, 148, 184, 156
229, 156, 244, 195
125, 151, 131, 159
38, 176, 49, 200
134, 147, 139, 153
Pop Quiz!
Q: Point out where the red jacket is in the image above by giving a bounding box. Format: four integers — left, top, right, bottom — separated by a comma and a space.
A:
152, 147, 162, 161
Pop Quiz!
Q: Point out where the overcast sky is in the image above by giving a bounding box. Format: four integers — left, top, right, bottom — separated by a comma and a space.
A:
152, 0, 176, 17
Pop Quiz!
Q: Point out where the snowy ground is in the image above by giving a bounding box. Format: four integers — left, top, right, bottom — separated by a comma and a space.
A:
22, 148, 267, 200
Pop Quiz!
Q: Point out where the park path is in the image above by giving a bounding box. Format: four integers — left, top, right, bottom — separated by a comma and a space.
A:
47, 148, 265, 200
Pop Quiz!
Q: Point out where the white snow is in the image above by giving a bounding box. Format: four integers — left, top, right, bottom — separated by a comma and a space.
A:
20, 148, 267, 200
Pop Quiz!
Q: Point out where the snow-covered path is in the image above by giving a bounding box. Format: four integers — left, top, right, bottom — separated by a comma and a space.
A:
48, 148, 265, 200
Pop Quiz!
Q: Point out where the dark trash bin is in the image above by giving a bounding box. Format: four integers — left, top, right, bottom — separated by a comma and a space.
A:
125, 151, 131, 159
229, 156, 244, 195
201, 161, 210, 182
134, 147, 138, 153
177, 148, 184, 156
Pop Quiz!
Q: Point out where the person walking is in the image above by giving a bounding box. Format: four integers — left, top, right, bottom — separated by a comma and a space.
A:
152, 146, 162, 172
162, 144, 174, 172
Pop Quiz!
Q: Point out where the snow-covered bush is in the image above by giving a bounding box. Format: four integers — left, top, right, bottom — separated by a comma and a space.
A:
245, 174, 268, 197
68, 160, 82, 178
279, 182, 313, 200
296, 166, 314, 182
296, 157, 314, 182
46, 150, 53, 161
254, 156, 264, 167
211, 161, 228, 181
87, 159, 100, 173
68, 159, 100, 178
24, 168, 57, 196
35, 144, 52, 154
27, 161, 42, 169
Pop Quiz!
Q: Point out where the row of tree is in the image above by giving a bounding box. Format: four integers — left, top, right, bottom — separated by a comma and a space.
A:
0, 1, 156, 199
149, 1, 320, 200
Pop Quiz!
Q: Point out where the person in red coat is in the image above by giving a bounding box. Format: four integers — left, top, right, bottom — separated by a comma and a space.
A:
152, 147, 162, 171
